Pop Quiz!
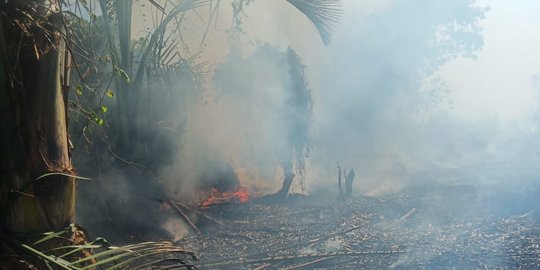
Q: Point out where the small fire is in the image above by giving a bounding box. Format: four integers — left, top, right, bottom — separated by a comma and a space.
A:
200, 187, 250, 207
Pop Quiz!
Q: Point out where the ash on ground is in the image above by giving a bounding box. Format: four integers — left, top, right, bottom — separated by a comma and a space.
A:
176, 182, 540, 269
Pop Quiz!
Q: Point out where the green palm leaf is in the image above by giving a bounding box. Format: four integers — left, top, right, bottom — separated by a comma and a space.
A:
1, 226, 197, 270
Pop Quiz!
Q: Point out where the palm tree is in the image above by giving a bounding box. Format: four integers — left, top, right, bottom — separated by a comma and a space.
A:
0, 0, 340, 235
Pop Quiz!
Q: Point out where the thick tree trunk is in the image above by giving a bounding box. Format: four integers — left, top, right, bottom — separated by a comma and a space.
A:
115, 0, 134, 156
0, 1, 75, 233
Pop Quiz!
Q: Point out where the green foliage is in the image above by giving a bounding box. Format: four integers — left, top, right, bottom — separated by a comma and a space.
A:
75, 85, 83, 96
113, 66, 131, 83
0, 225, 198, 270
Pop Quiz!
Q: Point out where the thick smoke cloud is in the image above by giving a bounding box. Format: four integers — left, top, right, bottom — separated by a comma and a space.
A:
160, 0, 540, 200
77, 0, 540, 243
301, 0, 488, 193
160, 43, 311, 197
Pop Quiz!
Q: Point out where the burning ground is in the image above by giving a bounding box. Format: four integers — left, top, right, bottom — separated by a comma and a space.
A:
164, 180, 540, 269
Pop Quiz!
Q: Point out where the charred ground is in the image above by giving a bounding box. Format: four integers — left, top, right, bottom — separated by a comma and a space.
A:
170, 181, 540, 269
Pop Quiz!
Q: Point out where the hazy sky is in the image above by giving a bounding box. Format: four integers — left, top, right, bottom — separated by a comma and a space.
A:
286, 0, 540, 123
238, 0, 540, 123
439, 0, 540, 122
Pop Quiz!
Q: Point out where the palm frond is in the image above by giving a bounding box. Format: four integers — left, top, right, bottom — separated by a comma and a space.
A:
0, 225, 198, 270
133, 0, 209, 86
146, 0, 166, 14
286, 0, 342, 45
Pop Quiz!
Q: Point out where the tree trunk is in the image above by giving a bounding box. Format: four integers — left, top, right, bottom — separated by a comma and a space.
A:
277, 161, 295, 198
337, 164, 343, 196
345, 169, 355, 198
115, 0, 134, 156
0, 1, 75, 233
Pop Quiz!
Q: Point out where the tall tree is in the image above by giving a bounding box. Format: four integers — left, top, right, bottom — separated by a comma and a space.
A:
276, 49, 312, 198
0, 0, 75, 233
213, 45, 312, 198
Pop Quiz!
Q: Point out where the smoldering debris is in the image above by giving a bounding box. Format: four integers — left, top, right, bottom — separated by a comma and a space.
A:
169, 182, 540, 269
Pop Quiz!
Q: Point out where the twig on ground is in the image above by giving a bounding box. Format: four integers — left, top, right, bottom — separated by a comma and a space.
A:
252, 263, 272, 270
166, 198, 200, 234
174, 200, 227, 227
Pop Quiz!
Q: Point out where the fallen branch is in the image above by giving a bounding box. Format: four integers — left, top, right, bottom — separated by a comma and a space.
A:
166, 199, 200, 234
382, 208, 417, 230
399, 208, 416, 222
173, 200, 226, 227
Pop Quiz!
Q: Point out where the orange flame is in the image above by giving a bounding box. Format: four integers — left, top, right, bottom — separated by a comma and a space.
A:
200, 187, 250, 207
